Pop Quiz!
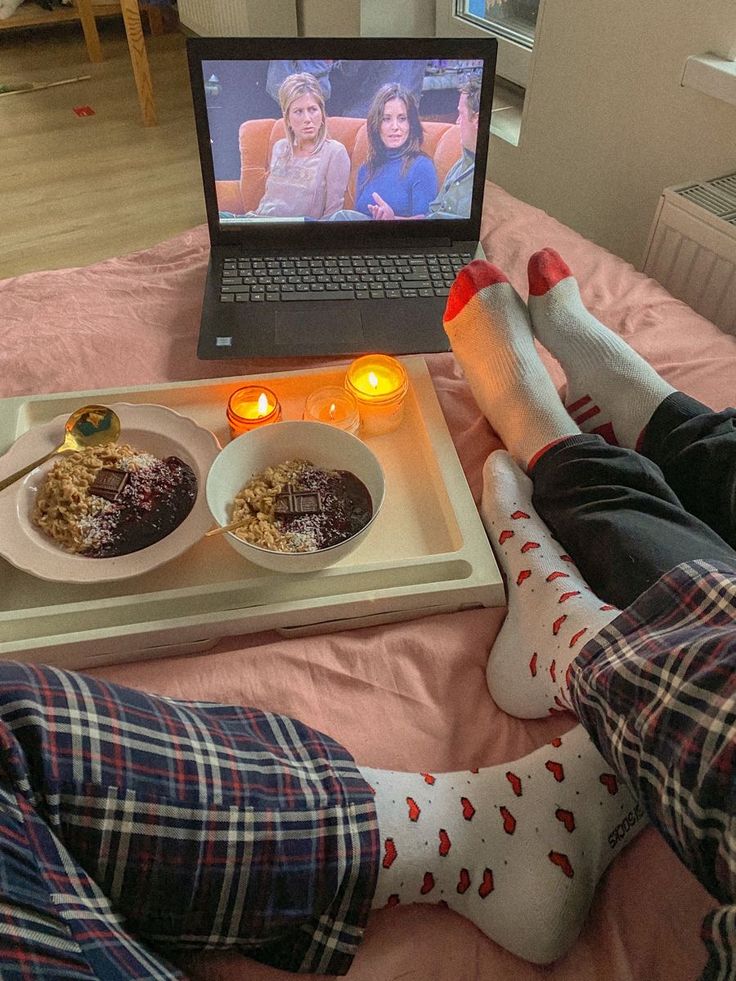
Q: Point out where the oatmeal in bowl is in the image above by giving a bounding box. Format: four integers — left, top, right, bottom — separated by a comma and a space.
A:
206, 421, 385, 573
230, 459, 373, 554
32, 442, 197, 558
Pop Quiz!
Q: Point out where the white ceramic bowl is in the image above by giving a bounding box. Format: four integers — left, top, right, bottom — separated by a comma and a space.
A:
206, 421, 385, 573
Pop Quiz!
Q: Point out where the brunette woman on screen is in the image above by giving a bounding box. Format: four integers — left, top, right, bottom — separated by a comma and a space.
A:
250, 72, 350, 221
354, 83, 438, 220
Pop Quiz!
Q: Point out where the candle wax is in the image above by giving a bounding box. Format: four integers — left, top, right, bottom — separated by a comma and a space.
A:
352, 367, 402, 397
317, 402, 347, 422
233, 393, 273, 419
304, 387, 360, 433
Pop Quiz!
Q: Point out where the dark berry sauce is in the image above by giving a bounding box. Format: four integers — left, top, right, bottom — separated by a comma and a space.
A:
84, 456, 197, 558
276, 467, 372, 551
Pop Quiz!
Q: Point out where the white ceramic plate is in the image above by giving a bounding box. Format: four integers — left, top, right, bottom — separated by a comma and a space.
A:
0, 403, 220, 583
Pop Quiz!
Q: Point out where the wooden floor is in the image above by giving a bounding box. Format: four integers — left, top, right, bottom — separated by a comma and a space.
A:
2, 19, 205, 279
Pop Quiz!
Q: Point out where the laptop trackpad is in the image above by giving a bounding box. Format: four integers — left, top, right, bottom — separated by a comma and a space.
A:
275, 306, 365, 353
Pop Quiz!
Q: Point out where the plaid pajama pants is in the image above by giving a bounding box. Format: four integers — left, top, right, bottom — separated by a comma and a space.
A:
530, 393, 736, 980
570, 559, 736, 980
0, 662, 379, 979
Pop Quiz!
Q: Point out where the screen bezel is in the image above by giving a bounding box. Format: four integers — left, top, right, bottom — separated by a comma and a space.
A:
186, 35, 497, 249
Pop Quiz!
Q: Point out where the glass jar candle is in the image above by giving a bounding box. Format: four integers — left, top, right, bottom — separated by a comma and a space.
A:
227, 385, 282, 439
303, 387, 360, 435
344, 355, 409, 436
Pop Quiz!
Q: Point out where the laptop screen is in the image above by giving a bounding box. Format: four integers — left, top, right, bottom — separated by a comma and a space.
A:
188, 38, 497, 246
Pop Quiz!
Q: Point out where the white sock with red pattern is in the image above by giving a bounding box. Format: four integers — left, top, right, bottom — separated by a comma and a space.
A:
360, 724, 645, 964
443, 259, 579, 471
527, 248, 675, 449
480, 450, 620, 719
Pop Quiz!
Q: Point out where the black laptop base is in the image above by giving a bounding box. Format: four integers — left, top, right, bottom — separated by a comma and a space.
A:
198, 280, 454, 360
197, 242, 478, 360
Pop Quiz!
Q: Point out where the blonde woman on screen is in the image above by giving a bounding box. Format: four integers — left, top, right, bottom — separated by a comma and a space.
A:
250, 72, 350, 221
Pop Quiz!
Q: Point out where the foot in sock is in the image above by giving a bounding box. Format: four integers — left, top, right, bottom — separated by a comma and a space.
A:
480, 450, 620, 719
443, 259, 579, 471
360, 724, 645, 964
480, 450, 619, 719
527, 248, 676, 449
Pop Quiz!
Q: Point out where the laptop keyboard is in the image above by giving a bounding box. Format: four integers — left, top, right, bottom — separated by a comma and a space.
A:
218, 252, 473, 303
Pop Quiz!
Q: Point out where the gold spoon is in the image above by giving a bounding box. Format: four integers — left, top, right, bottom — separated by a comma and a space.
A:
0, 404, 121, 493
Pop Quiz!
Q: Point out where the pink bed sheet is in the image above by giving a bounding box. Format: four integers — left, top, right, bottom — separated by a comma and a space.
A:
2, 182, 735, 980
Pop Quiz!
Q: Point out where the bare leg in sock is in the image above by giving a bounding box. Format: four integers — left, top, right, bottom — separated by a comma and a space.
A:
527, 248, 676, 449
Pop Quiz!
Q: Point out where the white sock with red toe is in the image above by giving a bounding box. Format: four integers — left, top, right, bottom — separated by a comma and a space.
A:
527, 248, 675, 449
443, 259, 578, 471
359, 724, 645, 965
480, 450, 620, 719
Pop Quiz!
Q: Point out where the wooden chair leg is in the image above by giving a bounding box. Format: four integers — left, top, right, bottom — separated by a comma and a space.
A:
119, 0, 157, 126
75, 0, 103, 63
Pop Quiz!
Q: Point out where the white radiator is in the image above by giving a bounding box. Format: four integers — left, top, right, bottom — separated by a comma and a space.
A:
178, 0, 249, 35
642, 172, 736, 335
177, 0, 297, 37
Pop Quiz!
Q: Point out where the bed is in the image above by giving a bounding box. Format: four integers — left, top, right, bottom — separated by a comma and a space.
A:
1, 180, 734, 980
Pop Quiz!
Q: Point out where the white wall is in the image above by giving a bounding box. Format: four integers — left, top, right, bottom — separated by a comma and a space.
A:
298, 0, 359, 36
360, 0, 434, 38
297, 0, 434, 37
491, 0, 736, 264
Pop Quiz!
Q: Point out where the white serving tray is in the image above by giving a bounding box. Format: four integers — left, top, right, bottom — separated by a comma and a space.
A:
0, 357, 503, 669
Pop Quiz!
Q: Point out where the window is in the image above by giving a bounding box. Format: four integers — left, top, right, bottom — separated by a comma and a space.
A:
459, 0, 539, 49
435, 0, 540, 89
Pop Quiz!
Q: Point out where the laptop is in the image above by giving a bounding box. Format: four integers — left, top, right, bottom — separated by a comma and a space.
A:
187, 36, 497, 360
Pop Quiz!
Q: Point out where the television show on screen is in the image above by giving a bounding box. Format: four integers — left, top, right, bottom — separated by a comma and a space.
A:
199, 58, 484, 226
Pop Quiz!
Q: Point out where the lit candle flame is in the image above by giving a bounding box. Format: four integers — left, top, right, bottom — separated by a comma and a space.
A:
257, 392, 269, 416
328, 401, 337, 420
368, 371, 379, 391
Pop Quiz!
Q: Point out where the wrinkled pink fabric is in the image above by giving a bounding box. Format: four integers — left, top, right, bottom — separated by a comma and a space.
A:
2, 182, 732, 979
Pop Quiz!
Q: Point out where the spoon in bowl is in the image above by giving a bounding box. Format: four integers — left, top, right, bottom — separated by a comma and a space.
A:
0, 404, 121, 493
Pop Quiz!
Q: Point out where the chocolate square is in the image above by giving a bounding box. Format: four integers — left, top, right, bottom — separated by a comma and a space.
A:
274, 484, 322, 517
90, 467, 129, 502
